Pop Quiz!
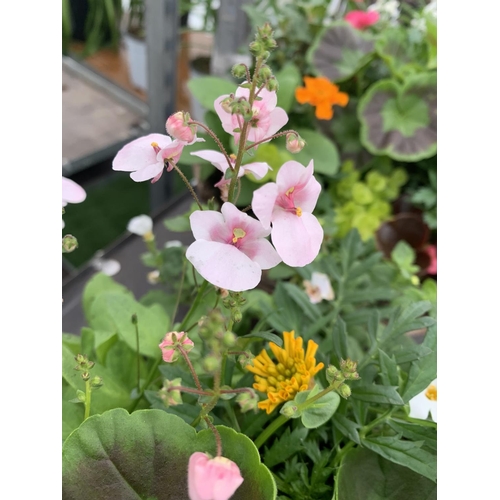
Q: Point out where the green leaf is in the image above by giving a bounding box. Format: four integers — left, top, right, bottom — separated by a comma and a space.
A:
88, 291, 170, 358
351, 385, 404, 405
390, 344, 432, 365
361, 436, 437, 482
335, 447, 437, 499
63, 409, 277, 499
332, 316, 348, 361
275, 63, 302, 113
62, 333, 81, 356
358, 73, 437, 162
240, 330, 283, 347
295, 388, 341, 429
332, 413, 361, 444
308, 22, 375, 82
82, 273, 132, 324
340, 229, 364, 273
378, 350, 399, 387
282, 283, 321, 322
412, 187, 437, 208
187, 76, 236, 111
163, 213, 192, 232
264, 427, 309, 468
292, 128, 340, 177
391, 240, 416, 269
388, 420, 437, 452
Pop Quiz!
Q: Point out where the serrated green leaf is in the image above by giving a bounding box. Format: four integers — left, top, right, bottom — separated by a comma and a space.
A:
361, 436, 437, 482
390, 344, 432, 364
378, 350, 399, 387
264, 427, 309, 468
351, 385, 404, 405
282, 282, 321, 322
388, 420, 437, 451
332, 413, 361, 444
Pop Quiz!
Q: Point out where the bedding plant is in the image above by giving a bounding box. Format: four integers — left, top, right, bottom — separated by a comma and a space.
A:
62, 22, 437, 500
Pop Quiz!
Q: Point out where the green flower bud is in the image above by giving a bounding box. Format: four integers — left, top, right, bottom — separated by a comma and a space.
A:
76, 390, 86, 402
202, 355, 221, 374
238, 353, 254, 368
280, 402, 300, 418
62, 234, 78, 253
90, 376, 104, 389
223, 331, 237, 348
337, 383, 352, 399
265, 77, 279, 92
231, 63, 247, 79
236, 390, 258, 413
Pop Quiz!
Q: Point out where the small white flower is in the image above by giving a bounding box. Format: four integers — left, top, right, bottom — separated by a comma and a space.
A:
368, 0, 400, 25
303, 272, 335, 304
147, 270, 161, 284
409, 379, 437, 422
127, 215, 153, 236
91, 251, 121, 276
165, 240, 183, 248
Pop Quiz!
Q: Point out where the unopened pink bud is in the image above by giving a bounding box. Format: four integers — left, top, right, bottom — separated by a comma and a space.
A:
166, 111, 197, 143
188, 452, 244, 500
286, 133, 306, 153
158, 331, 194, 362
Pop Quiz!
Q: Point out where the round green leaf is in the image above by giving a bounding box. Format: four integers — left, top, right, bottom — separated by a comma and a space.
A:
292, 128, 339, 176
275, 63, 302, 113
308, 22, 375, 83
187, 76, 236, 111
63, 408, 276, 500
358, 73, 437, 161
294, 388, 341, 429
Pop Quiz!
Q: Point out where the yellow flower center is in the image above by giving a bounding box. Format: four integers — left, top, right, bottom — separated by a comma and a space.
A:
296, 207, 302, 217
151, 141, 159, 148
232, 227, 246, 243
246, 330, 325, 414
425, 384, 437, 401
286, 186, 295, 196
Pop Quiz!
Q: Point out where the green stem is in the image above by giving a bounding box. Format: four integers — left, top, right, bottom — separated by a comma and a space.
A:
254, 414, 288, 449
134, 318, 140, 390
224, 401, 241, 432
128, 280, 209, 412
169, 161, 203, 210
84, 379, 92, 421
332, 441, 355, 467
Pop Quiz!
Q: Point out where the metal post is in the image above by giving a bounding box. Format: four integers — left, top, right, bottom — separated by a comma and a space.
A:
145, 0, 179, 212
210, 0, 253, 77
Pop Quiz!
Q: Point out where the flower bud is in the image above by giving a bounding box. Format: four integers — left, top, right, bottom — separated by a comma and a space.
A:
236, 390, 258, 413
76, 390, 86, 402
265, 77, 279, 92
90, 376, 104, 389
337, 383, 352, 399
258, 64, 273, 81
231, 63, 247, 79
326, 365, 340, 385
286, 133, 306, 153
159, 377, 183, 407
223, 331, 237, 348
166, 111, 197, 143
158, 331, 194, 363
280, 402, 301, 418
62, 234, 78, 253
202, 355, 221, 373
238, 353, 254, 368
220, 96, 234, 113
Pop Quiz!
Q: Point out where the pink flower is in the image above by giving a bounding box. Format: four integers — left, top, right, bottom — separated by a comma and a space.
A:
252, 160, 323, 267
188, 452, 244, 500
62, 177, 86, 228
191, 150, 271, 200
62, 177, 86, 207
214, 85, 288, 145
303, 272, 334, 304
426, 244, 437, 275
112, 133, 185, 183
159, 331, 194, 362
186, 202, 281, 292
166, 111, 198, 144
345, 10, 380, 29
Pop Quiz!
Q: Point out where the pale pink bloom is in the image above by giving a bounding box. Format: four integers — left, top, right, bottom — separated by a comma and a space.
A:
214, 85, 288, 144
112, 133, 185, 183
425, 245, 437, 275
252, 160, 323, 267
62, 177, 86, 228
303, 272, 334, 304
186, 202, 281, 292
127, 214, 153, 236
188, 452, 244, 500
409, 379, 437, 422
166, 111, 198, 144
62, 177, 86, 207
191, 150, 271, 201
159, 331, 194, 363
345, 10, 380, 29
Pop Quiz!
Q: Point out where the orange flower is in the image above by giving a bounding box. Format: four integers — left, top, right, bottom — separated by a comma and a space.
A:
295, 76, 349, 120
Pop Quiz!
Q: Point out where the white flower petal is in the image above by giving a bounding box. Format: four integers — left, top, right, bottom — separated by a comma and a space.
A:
311, 272, 334, 301
127, 215, 153, 235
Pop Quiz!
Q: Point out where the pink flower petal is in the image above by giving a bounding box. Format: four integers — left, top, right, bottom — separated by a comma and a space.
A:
186, 240, 262, 291
112, 134, 172, 172
190, 150, 228, 173
62, 177, 86, 206
264, 107, 289, 139
243, 161, 272, 180
251, 183, 279, 229
189, 210, 230, 242
130, 161, 164, 182
271, 211, 324, 267
239, 238, 281, 269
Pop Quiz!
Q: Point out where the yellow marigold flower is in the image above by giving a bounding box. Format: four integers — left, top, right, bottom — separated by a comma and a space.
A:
295, 76, 349, 120
246, 330, 325, 414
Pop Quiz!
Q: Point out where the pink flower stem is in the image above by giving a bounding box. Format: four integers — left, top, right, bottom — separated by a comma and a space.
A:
188, 120, 234, 171
168, 161, 203, 210
178, 345, 204, 392
167, 385, 213, 397
203, 416, 223, 457
227, 57, 264, 203
245, 129, 299, 152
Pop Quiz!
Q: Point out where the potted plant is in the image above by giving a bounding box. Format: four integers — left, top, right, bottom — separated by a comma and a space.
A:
122, 0, 147, 91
